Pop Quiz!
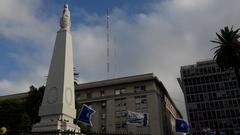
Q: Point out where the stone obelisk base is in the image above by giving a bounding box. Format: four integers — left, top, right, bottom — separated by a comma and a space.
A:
32, 121, 80, 132
32, 113, 80, 132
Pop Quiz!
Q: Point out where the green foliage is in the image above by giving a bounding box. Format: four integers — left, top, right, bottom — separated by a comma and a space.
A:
211, 26, 240, 86
0, 85, 45, 133
0, 99, 31, 132
211, 26, 240, 69
25, 85, 45, 125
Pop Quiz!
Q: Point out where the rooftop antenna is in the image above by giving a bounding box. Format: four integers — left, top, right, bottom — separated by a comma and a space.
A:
106, 9, 110, 78
114, 37, 117, 77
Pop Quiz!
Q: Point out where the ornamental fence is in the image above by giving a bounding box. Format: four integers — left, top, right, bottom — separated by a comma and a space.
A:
10, 130, 149, 135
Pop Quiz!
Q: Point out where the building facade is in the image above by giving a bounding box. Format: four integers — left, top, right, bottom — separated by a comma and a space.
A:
75, 73, 182, 135
178, 60, 240, 135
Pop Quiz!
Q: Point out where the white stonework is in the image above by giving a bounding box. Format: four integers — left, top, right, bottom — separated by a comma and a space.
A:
60, 4, 71, 31
32, 4, 80, 132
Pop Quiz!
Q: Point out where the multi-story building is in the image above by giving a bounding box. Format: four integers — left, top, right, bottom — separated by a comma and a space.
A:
178, 60, 240, 135
75, 73, 182, 135
0, 73, 182, 135
0, 92, 28, 102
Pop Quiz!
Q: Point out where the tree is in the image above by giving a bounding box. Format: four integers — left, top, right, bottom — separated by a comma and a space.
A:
0, 99, 31, 133
0, 86, 45, 133
211, 26, 240, 87
25, 85, 45, 125
74, 67, 80, 82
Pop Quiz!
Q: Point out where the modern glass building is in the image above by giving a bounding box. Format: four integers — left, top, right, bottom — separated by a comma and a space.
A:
178, 60, 240, 135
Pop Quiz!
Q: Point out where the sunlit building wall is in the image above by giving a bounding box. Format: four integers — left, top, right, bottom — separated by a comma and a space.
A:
76, 73, 182, 135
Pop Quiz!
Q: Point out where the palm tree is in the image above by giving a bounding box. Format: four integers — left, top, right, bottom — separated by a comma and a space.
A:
211, 26, 240, 87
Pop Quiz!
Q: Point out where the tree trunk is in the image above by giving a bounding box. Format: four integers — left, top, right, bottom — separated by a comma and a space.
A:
234, 66, 240, 89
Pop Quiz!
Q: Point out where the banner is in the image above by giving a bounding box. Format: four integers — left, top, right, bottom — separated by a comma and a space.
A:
127, 111, 148, 126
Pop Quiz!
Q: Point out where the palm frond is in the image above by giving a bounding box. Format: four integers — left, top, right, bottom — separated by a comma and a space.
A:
210, 46, 220, 51
210, 40, 224, 45
210, 26, 240, 69
216, 33, 226, 43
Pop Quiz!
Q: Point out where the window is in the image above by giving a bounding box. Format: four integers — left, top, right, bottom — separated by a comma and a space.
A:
101, 114, 106, 119
100, 90, 105, 96
76, 93, 81, 100
86, 93, 92, 98
135, 98, 141, 103
121, 123, 127, 128
122, 111, 127, 117
141, 98, 147, 104
115, 98, 126, 108
186, 87, 190, 94
135, 96, 148, 112
115, 122, 127, 129
116, 111, 122, 117
121, 88, 126, 93
115, 98, 127, 129
101, 126, 106, 132
115, 123, 121, 128
134, 85, 146, 92
233, 100, 237, 106
101, 102, 106, 108
115, 88, 126, 95
187, 96, 191, 102
115, 89, 121, 95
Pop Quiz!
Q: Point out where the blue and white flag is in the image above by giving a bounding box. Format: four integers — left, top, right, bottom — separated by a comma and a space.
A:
77, 104, 96, 126
176, 119, 189, 133
127, 111, 148, 126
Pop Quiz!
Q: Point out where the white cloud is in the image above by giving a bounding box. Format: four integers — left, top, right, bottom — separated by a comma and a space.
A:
69, 0, 240, 118
0, 79, 30, 95
0, 0, 56, 44
0, 0, 55, 94
171, 0, 213, 11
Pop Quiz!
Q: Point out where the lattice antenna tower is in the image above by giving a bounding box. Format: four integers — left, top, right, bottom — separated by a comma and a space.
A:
106, 9, 110, 78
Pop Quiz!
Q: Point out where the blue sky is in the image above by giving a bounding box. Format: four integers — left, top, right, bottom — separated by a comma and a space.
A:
41, 0, 158, 25
1, 0, 240, 118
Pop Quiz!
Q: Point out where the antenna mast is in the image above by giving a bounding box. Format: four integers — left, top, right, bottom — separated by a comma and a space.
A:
106, 9, 110, 78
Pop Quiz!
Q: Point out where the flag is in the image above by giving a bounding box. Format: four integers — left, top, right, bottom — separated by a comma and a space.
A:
127, 111, 148, 126
77, 104, 96, 126
176, 119, 189, 133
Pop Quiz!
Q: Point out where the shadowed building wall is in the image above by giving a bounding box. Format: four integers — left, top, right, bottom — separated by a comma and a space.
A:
178, 60, 240, 135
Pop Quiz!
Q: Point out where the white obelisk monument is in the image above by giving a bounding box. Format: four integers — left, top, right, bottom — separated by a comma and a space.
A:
32, 4, 80, 131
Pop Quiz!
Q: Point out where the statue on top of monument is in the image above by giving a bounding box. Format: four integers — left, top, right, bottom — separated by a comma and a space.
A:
60, 4, 71, 31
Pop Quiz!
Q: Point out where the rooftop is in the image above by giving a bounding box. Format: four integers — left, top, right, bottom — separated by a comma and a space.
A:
181, 59, 216, 69
0, 92, 28, 101
76, 73, 155, 90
